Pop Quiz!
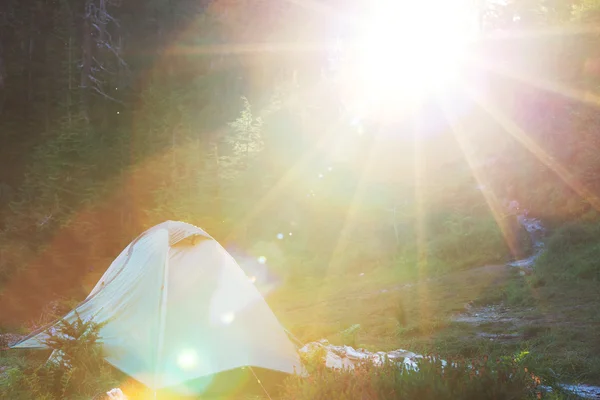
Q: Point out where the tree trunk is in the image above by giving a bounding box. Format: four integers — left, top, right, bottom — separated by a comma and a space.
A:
28, 13, 35, 103
81, 0, 92, 121
211, 134, 223, 236
68, 36, 72, 125
0, 39, 6, 118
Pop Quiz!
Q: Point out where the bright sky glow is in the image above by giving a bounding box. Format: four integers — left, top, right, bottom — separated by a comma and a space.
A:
342, 0, 477, 117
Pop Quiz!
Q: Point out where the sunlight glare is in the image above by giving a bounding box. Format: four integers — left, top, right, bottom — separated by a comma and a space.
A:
177, 349, 198, 370
345, 0, 476, 116
221, 312, 235, 324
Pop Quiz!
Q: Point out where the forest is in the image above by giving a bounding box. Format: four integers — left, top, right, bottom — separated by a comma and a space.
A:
1, 0, 600, 398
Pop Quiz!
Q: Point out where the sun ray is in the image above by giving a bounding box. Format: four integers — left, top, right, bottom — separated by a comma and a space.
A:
469, 87, 600, 212
167, 42, 333, 56
442, 91, 556, 312
481, 24, 600, 41
439, 96, 521, 259
412, 113, 431, 328
326, 123, 385, 275
282, 0, 359, 26
471, 57, 600, 109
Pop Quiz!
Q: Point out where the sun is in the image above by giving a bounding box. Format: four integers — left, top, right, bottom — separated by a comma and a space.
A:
340, 0, 477, 119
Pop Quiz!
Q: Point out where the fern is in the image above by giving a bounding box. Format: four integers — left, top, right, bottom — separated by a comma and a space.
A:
4, 313, 116, 399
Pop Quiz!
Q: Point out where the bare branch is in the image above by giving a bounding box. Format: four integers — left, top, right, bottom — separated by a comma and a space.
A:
88, 73, 104, 86
101, 42, 127, 67
92, 56, 115, 74
101, 11, 120, 27
90, 86, 124, 104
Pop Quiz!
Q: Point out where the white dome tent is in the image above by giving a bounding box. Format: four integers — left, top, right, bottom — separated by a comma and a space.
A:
11, 221, 302, 397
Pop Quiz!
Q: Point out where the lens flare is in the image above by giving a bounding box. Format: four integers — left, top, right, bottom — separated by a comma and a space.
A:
177, 349, 198, 370
221, 312, 235, 324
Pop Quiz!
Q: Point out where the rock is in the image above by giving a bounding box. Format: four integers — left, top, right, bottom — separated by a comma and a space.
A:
324, 352, 355, 370
542, 384, 600, 399
476, 332, 521, 341
298, 340, 422, 371
559, 384, 600, 399
106, 388, 128, 400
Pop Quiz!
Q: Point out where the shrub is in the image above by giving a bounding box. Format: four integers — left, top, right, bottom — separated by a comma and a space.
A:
2, 313, 118, 400
426, 214, 510, 272
339, 324, 361, 348
537, 222, 600, 281
283, 353, 543, 400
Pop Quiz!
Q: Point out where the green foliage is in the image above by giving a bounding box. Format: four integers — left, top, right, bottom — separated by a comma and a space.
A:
283, 354, 542, 400
426, 214, 509, 271
4, 2, 600, 397
395, 298, 408, 327
1, 314, 118, 400
226, 97, 265, 165
339, 324, 361, 348
298, 346, 328, 375
42, 313, 107, 370
572, 0, 600, 22
0, 1, 556, 325
220, 96, 272, 222
504, 277, 537, 307
10, 113, 110, 225
536, 222, 600, 281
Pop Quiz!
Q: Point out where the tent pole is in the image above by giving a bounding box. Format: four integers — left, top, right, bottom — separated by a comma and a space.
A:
154, 243, 171, 397
283, 327, 304, 349
249, 366, 273, 400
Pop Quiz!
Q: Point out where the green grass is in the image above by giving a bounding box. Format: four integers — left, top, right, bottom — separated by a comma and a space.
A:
268, 260, 512, 348
267, 220, 600, 389
283, 352, 543, 400
458, 222, 600, 384
537, 222, 600, 281
3, 221, 600, 398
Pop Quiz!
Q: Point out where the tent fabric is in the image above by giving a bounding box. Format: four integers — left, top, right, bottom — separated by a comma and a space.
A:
11, 221, 302, 394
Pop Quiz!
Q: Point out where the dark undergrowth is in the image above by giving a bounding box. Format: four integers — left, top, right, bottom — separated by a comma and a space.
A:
1, 314, 119, 400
